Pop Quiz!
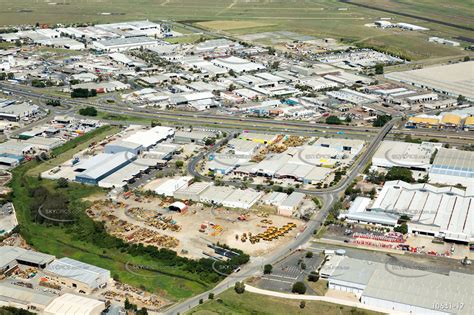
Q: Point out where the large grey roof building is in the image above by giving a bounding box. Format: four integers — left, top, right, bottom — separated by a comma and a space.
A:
385, 61, 474, 101
45, 257, 110, 290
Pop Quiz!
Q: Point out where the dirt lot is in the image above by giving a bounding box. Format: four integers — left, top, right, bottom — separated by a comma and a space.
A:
87, 192, 303, 259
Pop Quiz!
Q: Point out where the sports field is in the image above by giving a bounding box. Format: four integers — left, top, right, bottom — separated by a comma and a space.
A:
0, 0, 471, 60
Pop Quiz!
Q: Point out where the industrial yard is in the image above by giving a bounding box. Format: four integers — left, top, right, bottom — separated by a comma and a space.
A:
86, 190, 303, 258
0, 2, 472, 314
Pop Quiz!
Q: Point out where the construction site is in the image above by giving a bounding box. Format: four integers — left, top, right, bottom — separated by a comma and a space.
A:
85, 191, 304, 258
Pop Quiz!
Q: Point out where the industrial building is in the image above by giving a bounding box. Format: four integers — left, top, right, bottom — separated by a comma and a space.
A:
314, 137, 364, 155
43, 293, 106, 315
211, 56, 265, 74
0, 100, 39, 121
92, 36, 159, 52
98, 158, 160, 188
355, 181, 474, 243
104, 139, 143, 155
0, 246, 55, 274
174, 130, 215, 145
124, 126, 175, 149
385, 61, 474, 101
44, 257, 111, 294
154, 176, 193, 197
429, 148, 474, 186
277, 192, 306, 217
174, 182, 212, 202
0, 281, 56, 312
372, 140, 440, 170
326, 256, 473, 315
75, 152, 135, 185
238, 132, 278, 145
222, 189, 263, 210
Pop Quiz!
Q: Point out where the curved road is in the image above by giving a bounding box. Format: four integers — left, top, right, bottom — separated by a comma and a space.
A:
165, 121, 394, 314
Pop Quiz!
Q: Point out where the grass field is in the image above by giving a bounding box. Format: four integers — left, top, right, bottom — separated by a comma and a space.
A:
187, 289, 382, 315
10, 125, 213, 301
0, 0, 471, 60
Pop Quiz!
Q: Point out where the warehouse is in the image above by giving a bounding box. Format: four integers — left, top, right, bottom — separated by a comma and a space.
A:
44, 293, 106, 315
370, 181, 474, 243
314, 137, 364, 155
92, 36, 159, 52
227, 138, 261, 156
44, 257, 111, 294
222, 189, 262, 209
327, 256, 383, 296
174, 182, 211, 202
361, 270, 473, 315
174, 130, 215, 145
0, 282, 55, 312
211, 56, 265, 74
146, 143, 181, 160
0, 100, 39, 121
199, 186, 235, 206
104, 139, 143, 155
278, 192, 306, 217
385, 61, 474, 101
75, 152, 134, 185
262, 192, 288, 207
98, 158, 159, 188
239, 132, 278, 145
372, 140, 439, 171
154, 176, 192, 197
429, 148, 474, 186
0, 246, 55, 273
465, 116, 474, 131
23, 136, 65, 151
124, 126, 174, 149
406, 115, 440, 128
208, 154, 249, 175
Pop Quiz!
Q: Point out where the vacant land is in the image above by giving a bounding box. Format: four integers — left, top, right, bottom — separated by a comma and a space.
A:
0, 0, 471, 60
197, 20, 276, 31
187, 289, 382, 315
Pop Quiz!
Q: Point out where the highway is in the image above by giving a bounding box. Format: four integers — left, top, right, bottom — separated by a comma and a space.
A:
1, 82, 472, 314
2, 83, 473, 146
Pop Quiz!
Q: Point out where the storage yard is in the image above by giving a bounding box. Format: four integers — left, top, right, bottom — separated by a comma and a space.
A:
85, 191, 303, 258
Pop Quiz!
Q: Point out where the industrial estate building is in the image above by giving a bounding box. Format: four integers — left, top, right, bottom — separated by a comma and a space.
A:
343, 180, 474, 243
44, 257, 111, 294
372, 140, 440, 170
385, 62, 474, 101
325, 256, 473, 315
429, 148, 474, 186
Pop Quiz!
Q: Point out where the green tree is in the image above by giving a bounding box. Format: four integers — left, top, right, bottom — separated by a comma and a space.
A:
175, 160, 184, 168
375, 64, 384, 74
234, 281, 245, 294
79, 106, 98, 117
292, 281, 307, 294
386, 167, 414, 183
325, 116, 342, 125
305, 251, 313, 258
263, 264, 273, 274
57, 177, 69, 188
394, 223, 408, 234
373, 115, 392, 127
308, 271, 319, 282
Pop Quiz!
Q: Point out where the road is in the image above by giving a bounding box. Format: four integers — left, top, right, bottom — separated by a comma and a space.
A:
164, 122, 394, 314
2, 83, 473, 146
1, 82, 471, 314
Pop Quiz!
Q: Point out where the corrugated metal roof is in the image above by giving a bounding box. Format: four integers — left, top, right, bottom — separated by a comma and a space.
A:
45, 257, 110, 288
